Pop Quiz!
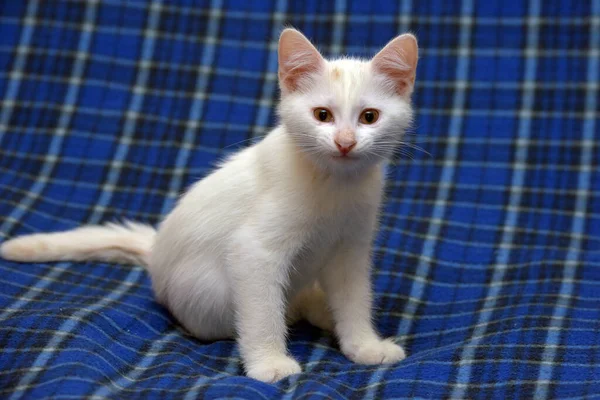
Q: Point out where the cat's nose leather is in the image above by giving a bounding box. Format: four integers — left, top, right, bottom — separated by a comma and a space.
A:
334, 139, 357, 155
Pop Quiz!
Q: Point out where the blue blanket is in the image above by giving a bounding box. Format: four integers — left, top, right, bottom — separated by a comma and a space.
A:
1, 1, 599, 399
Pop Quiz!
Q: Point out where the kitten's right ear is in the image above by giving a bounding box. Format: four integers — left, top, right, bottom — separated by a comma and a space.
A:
278, 28, 325, 93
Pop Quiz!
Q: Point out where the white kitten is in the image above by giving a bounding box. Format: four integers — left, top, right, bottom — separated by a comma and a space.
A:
1, 29, 418, 382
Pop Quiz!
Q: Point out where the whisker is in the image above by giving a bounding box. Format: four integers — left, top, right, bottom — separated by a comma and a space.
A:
223, 136, 264, 149
399, 142, 432, 157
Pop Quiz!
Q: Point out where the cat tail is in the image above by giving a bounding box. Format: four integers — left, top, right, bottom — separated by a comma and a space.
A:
0, 221, 155, 266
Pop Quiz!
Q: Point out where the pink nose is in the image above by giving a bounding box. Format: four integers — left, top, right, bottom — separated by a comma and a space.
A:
334, 139, 357, 155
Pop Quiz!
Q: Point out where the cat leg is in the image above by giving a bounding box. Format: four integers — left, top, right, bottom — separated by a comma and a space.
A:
287, 282, 334, 332
229, 228, 302, 382
320, 242, 406, 364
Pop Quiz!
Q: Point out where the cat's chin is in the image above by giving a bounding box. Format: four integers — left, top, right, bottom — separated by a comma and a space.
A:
315, 154, 381, 177
330, 155, 358, 162
293, 144, 380, 177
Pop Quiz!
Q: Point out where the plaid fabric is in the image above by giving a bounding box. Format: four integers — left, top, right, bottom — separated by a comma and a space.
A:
0, 0, 599, 398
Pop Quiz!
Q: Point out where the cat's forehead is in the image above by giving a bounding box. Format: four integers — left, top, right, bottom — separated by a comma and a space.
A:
320, 58, 375, 104
325, 58, 370, 83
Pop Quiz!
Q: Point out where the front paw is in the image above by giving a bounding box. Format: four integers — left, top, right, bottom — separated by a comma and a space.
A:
342, 338, 406, 365
245, 355, 302, 383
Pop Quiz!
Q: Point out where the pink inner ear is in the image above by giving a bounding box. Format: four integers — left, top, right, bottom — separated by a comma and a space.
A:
278, 29, 325, 92
372, 34, 418, 96
280, 50, 322, 91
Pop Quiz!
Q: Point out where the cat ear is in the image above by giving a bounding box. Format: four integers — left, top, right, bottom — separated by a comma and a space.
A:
278, 28, 325, 93
371, 34, 418, 97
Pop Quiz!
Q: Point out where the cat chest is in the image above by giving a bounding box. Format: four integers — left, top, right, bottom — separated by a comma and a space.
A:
287, 237, 334, 292
286, 212, 364, 287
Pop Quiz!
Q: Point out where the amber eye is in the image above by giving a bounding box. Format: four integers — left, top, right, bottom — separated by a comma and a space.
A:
359, 109, 379, 124
313, 108, 333, 123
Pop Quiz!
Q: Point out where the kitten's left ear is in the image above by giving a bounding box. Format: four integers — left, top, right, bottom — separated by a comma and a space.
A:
371, 34, 419, 97
278, 28, 325, 93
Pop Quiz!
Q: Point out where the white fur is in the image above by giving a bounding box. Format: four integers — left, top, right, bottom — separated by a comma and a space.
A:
0, 29, 418, 383
0, 221, 154, 265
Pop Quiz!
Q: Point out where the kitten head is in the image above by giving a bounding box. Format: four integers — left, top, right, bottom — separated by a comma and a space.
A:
277, 28, 418, 176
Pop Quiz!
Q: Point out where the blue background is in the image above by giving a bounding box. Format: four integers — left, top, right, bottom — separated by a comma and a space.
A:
0, 1, 599, 398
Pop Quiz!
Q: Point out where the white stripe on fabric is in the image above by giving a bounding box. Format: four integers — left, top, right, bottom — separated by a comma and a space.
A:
329, 0, 347, 56
87, 0, 163, 224
395, 0, 473, 339
533, 1, 600, 398
160, 0, 223, 215
450, 0, 541, 397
